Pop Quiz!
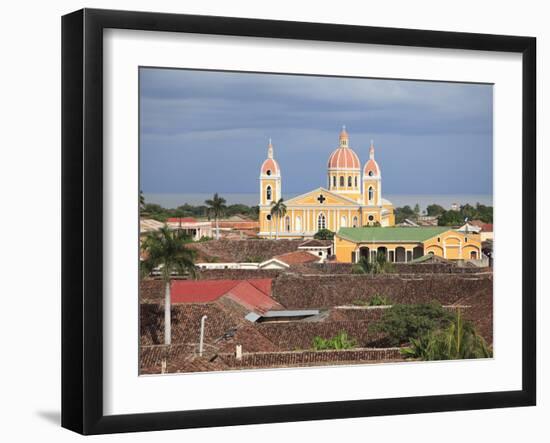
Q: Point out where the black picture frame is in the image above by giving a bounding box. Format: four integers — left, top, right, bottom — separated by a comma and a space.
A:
62, 8, 536, 435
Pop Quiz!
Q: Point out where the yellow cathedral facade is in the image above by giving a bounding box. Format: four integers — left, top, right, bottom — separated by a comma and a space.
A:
259, 127, 395, 239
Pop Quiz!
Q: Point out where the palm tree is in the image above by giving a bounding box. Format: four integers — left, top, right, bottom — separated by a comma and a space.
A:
270, 198, 287, 240
141, 226, 196, 345
205, 193, 226, 240
401, 310, 492, 361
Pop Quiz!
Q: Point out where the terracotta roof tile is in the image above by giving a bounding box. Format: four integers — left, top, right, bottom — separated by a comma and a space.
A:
274, 250, 320, 265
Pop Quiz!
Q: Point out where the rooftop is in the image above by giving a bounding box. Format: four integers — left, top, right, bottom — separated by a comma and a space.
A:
299, 239, 332, 248
274, 250, 321, 265
170, 279, 281, 314
337, 226, 450, 243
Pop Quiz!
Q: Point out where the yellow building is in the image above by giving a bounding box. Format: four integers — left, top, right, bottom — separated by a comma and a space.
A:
259, 128, 395, 238
334, 226, 482, 263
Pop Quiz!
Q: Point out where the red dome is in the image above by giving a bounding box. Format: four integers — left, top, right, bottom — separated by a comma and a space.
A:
363, 159, 380, 177
327, 147, 360, 169
261, 158, 280, 175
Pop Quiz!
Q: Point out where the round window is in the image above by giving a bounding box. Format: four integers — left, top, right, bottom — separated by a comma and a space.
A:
368, 215, 374, 221
266, 214, 272, 221
368, 171, 374, 176
266, 170, 272, 176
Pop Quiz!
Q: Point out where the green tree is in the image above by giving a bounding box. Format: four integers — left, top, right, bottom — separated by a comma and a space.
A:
401, 310, 492, 360
270, 198, 287, 240
351, 252, 394, 275
313, 228, 335, 240
426, 204, 445, 217
313, 331, 357, 350
141, 226, 197, 345
205, 193, 227, 240
460, 203, 477, 221
370, 302, 453, 347
394, 205, 416, 224
414, 203, 421, 217
437, 210, 464, 226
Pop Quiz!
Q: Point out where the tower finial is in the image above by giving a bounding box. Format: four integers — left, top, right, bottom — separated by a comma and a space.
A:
267, 138, 273, 159
369, 139, 375, 160
339, 126, 349, 147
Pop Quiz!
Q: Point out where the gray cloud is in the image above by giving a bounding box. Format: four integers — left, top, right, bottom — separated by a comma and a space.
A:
140, 68, 492, 195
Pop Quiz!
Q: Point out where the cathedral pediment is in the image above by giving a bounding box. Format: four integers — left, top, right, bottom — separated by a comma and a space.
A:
285, 187, 360, 207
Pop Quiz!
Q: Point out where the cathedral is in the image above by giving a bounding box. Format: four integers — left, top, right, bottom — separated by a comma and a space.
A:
258, 127, 395, 239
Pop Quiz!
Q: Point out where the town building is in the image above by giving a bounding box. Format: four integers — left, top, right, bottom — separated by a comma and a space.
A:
334, 226, 482, 263
166, 217, 213, 241
258, 128, 395, 239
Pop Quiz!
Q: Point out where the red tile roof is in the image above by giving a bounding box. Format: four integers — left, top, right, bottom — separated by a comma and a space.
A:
170, 279, 280, 313
481, 223, 493, 232
171, 280, 239, 303
274, 250, 320, 265
247, 278, 273, 296
226, 281, 280, 313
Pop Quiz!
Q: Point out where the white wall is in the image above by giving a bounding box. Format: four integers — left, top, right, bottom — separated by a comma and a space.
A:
0, 0, 546, 442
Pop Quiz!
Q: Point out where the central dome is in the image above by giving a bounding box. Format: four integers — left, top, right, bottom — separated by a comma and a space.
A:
327, 127, 360, 170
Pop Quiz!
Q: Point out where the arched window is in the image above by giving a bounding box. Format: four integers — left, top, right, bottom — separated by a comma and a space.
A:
266, 185, 272, 201
341, 216, 347, 227
285, 216, 291, 232
340, 176, 344, 187
368, 186, 374, 201
295, 216, 302, 232
332, 176, 336, 187
317, 213, 326, 230
352, 216, 358, 227
354, 176, 358, 187
347, 176, 352, 187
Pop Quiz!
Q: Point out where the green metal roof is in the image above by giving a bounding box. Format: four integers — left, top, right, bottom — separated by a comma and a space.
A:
337, 226, 450, 243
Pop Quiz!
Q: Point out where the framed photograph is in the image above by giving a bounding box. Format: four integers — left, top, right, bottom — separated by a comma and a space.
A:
62, 8, 536, 435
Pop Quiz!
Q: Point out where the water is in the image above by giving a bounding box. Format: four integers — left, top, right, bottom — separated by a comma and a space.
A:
144, 192, 493, 211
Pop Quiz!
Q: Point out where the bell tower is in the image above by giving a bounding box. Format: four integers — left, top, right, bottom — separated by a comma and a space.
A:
259, 139, 281, 206
363, 140, 382, 207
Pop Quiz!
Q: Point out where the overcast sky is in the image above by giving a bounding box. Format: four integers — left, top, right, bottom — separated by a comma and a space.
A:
140, 68, 493, 195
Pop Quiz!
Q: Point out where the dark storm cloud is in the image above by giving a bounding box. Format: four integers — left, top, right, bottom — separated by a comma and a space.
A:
139, 68, 493, 195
